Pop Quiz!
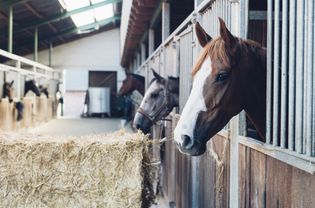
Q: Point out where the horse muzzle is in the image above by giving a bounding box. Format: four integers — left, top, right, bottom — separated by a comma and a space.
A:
133, 112, 152, 134
176, 135, 207, 156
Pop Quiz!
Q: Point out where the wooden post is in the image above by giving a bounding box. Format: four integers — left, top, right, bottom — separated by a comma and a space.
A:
148, 29, 155, 55
8, 6, 13, 53
141, 43, 146, 63
162, 1, 170, 41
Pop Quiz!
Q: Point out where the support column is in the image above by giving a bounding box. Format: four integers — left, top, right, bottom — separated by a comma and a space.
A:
49, 42, 53, 67
162, 1, 170, 41
34, 27, 38, 62
141, 43, 146, 63
148, 29, 155, 55
8, 6, 13, 53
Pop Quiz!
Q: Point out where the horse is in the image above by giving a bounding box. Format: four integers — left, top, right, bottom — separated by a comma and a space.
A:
39, 85, 49, 98
118, 73, 145, 96
2, 81, 24, 121
174, 18, 266, 156
134, 69, 179, 134
24, 80, 41, 96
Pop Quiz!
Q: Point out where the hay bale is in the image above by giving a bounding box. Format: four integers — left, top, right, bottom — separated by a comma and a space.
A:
0, 130, 154, 208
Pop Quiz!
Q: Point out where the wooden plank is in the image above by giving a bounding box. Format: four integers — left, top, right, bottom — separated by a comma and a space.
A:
249, 148, 266, 208
266, 156, 292, 208
239, 144, 247, 208
290, 165, 315, 207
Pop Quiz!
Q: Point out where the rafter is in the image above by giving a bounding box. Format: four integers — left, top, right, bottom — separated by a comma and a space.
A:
15, 0, 122, 33
0, 0, 30, 10
16, 16, 120, 50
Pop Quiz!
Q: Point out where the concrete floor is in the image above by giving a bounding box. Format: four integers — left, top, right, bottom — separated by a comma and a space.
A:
29, 118, 128, 136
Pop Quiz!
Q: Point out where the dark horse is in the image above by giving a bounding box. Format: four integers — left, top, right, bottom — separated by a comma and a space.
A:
39, 85, 49, 98
24, 80, 41, 96
134, 69, 179, 134
118, 73, 145, 96
174, 18, 266, 156
3, 81, 24, 121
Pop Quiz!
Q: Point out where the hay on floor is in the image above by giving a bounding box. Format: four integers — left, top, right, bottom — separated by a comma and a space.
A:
0, 130, 154, 208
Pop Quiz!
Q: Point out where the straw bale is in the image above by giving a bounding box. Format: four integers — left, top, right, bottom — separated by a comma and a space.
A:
0, 130, 154, 208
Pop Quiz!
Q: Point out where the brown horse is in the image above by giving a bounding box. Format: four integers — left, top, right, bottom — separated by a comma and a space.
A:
118, 73, 145, 96
174, 18, 266, 156
2, 81, 24, 121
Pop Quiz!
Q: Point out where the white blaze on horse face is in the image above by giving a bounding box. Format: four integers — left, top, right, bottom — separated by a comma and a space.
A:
139, 80, 159, 110
174, 57, 212, 145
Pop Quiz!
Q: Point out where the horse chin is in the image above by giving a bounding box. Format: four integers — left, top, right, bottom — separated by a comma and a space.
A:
177, 141, 207, 156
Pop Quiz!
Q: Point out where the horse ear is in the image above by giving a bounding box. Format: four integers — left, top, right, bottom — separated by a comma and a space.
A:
10, 80, 14, 86
151, 68, 164, 83
219, 17, 237, 48
195, 22, 212, 48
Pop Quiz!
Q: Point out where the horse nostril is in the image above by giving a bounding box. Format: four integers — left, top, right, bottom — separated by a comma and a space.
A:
181, 135, 194, 149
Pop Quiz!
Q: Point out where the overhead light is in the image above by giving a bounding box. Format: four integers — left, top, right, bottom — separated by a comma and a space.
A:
58, 0, 115, 29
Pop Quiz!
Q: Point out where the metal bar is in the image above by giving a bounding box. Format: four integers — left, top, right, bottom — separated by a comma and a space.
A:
49, 42, 53, 67
288, 0, 296, 151
313, 5, 315, 157
280, 0, 288, 148
34, 27, 38, 62
306, 0, 314, 156
8, 6, 13, 53
266, 0, 273, 144
272, 0, 280, 146
15, 0, 122, 33
295, 0, 305, 153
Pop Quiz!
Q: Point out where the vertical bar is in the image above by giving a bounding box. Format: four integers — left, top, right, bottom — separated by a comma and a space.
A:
266, 0, 273, 144
313, 6, 315, 157
15, 61, 21, 99
148, 29, 155, 55
305, 0, 314, 156
162, 2, 170, 41
141, 43, 146, 64
49, 42, 53, 67
8, 6, 13, 53
295, 0, 305, 153
273, 0, 280, 146
288, 0, 296, 150
34, 27, 38, 62
280, 0, 288, 148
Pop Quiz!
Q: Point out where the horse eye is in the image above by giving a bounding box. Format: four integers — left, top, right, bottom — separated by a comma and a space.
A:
215, 72, 229, 82
151, 93, 159, 99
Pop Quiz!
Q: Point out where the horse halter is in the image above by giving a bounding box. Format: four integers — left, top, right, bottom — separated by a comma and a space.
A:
137, 80, 173, 124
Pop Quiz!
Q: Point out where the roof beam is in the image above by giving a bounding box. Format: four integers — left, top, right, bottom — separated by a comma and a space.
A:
0, 0, 30, 10
15, 0, 122, 33
16, 16, 120, 50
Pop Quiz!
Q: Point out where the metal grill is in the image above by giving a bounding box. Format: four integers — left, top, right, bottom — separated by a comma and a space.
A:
266, 0, 315, 157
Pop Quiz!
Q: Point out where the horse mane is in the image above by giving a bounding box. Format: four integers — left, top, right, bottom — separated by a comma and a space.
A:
130, 73, 145, 82
192, 37, 231, 76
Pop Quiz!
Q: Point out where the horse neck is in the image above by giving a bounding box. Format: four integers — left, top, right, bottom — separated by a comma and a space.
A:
244, 46, 266, 140
167, 79, 179, 107
133, 78, 145, 96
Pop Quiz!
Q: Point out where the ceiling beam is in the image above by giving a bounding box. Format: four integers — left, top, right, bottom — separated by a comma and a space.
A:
15, 0, 122, 33
16, 16, 120, 50
0, 0, 30, 10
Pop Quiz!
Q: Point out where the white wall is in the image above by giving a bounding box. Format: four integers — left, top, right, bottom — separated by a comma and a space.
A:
25, 28, 126, 91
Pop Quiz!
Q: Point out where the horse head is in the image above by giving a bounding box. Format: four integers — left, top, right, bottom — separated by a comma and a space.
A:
174, 18, 266, 156
39, 85, 49, 98
118, 73, 145, 96
25, 80, 41, 96
134, 69, 179, 134
3, 80, 14, 102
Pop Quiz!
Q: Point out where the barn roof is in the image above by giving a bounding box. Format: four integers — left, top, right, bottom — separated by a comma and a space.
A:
0, 0, 122, 59
120, 0, 159, 68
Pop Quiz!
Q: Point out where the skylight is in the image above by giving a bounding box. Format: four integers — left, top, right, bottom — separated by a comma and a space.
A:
58, 0, 114, 28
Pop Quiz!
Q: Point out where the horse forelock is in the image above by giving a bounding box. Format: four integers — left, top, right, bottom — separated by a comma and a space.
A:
192, 37, 241, 77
